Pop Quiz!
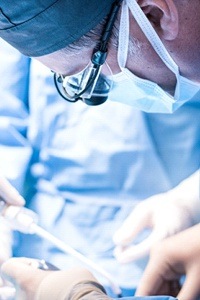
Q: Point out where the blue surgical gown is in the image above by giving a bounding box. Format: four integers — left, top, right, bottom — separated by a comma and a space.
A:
0, 39, 199, 292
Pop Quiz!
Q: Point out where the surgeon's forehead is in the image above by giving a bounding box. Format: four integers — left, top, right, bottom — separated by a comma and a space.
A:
36, 47, 94, 76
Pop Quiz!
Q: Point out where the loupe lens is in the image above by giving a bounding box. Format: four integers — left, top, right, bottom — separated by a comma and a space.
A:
63, 64, 94, 97
82, 73, 112, 105
54, 62, 113, 105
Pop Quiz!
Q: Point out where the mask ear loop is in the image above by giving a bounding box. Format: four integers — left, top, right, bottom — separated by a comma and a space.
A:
117, 0, 129, 68
126, 0, 179, 76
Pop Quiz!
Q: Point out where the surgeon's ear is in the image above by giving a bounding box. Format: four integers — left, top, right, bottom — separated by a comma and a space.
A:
137, 0, 179, 40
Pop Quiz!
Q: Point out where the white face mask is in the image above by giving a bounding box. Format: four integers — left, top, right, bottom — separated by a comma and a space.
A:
109, 0, 200, 113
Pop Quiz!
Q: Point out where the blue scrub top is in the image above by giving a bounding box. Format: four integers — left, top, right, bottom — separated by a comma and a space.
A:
0, 40, 199, 292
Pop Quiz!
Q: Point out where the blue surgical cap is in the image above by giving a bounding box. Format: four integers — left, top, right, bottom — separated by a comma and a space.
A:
0, 0, 114, 57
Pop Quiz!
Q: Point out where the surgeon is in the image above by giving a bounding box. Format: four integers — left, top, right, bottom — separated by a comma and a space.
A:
1, 36, 199, 298
0, 0, 199, 298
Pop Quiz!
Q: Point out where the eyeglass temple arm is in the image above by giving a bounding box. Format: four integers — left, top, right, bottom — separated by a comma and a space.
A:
92, 0, 123, 65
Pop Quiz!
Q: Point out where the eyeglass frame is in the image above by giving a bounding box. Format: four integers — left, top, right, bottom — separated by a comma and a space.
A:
54, 0, 123, 106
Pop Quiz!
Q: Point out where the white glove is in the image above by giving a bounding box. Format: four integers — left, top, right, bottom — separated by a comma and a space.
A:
0, 286, 15, 300
0, 176, 14, 263
0, 174, 25, 206
0, 174, 24, 261
0, 174, 25, 299
0, 218, 12, 263
113, 171, 200, 263
0, 218, 13, 300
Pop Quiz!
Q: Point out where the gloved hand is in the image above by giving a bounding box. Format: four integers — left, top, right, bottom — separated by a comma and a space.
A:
0, 219, 12, 264
136, 223, 200, 300
0, 174, 25, 206
1, 258, 111, 300
0, 174, 25, 299
113, 171, 200, 263
0, 174, 25, 260
0, 218, 13, 300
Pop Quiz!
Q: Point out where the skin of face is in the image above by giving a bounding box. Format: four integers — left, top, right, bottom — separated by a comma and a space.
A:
36, 0, 200, 95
